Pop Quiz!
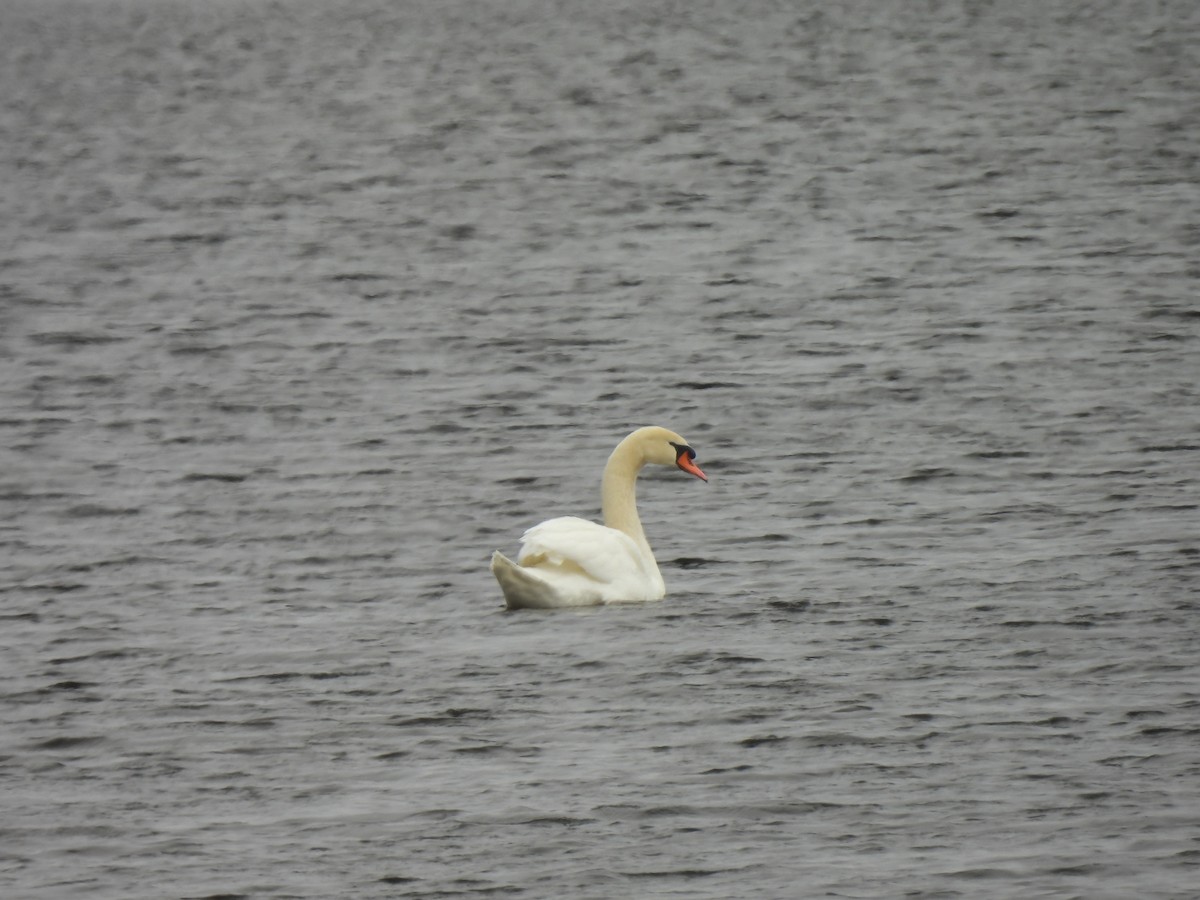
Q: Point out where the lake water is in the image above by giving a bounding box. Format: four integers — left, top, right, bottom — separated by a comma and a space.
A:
2, 1, 1198, 897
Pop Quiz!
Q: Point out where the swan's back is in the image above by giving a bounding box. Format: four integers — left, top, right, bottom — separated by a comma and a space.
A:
493, 517, 665, 609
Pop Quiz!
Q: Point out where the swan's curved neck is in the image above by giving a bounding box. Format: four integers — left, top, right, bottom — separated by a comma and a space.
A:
600, 435, 651, 553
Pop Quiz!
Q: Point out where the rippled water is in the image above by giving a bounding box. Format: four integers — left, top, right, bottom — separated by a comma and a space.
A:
3, 1, 1198, 897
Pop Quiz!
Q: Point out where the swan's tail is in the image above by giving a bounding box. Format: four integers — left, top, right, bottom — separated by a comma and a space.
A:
491, 551, 562, 610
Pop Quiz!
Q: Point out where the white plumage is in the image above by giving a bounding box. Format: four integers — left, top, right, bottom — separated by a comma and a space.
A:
492, 516, 664, 608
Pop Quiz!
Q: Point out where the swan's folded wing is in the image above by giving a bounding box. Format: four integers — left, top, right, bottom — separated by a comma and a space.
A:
517, 516, 653, 586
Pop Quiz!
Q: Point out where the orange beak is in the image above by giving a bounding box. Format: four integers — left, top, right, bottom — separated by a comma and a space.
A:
677, 454, 708, 482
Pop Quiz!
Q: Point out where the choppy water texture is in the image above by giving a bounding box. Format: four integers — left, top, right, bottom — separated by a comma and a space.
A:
3, 1, 1199, 897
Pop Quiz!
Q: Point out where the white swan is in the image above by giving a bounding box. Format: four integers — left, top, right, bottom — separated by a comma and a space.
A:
491, 426, 708, 610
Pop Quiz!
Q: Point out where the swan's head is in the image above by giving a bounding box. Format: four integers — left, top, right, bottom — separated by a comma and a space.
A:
630, 426, 708, 482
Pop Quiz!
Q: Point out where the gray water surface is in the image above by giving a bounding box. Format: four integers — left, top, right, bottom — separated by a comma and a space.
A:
2, 1, 1198, 897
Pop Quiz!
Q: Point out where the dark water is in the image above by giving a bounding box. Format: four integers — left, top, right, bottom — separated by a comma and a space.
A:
2, 1, 1199, 897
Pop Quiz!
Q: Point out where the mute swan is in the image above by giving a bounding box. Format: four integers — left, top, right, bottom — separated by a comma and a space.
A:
491, 426, 708, 610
